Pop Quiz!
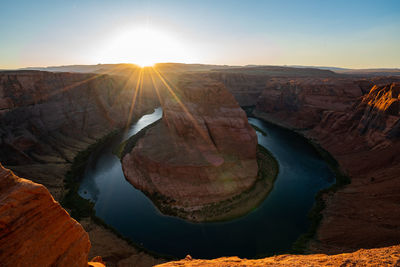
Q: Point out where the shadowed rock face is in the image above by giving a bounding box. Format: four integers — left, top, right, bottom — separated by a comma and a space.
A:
308, 82, 400, 253
122, 75, 258, 211
254, 77, 364, 129
0, 70, 164, 266
254, 77, 400, 253
0, 164, 91, 267
0, 71, 156, 166
0, 70, 157, 200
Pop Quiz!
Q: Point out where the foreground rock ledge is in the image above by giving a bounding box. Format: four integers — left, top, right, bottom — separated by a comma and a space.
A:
0, 164, 103, 267
156, 245, 400, 266
122, 75, 259, 221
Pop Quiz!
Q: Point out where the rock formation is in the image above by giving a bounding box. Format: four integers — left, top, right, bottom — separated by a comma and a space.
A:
157, 244, 400, 266
0, 70, 157, 200
2, 66, 400, 265
252, 77, 400, 254
122, 74, 258, 219
0, 164, 92, 267
0, 70, 164, 266
2, 162, 399, 267
307, 82, 400, 253
254, 77, 363, 129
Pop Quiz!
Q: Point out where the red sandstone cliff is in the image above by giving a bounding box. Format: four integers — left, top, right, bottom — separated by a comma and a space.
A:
307, 82, 400, 253
253, 77, 400, 254
122, 74, 258, 219
0, 164, 92, 267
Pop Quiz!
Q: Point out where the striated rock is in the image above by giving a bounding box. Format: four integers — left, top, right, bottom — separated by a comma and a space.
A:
0, 70, 163, 266
157, 244, 400, 266
254, 78, 400, 254
0, 70, 157, 200
307, 82, 400, 253
255, 77, 363, 129
122, 74, 258, 218
0, 164, 91, 267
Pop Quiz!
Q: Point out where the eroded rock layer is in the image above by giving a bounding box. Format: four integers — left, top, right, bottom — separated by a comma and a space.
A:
253, 78, 400, 253
157, 244, 400, 267
122, 74, 258, 213
0, 70, 163, 266
0, 164, 90, 267
308, 82, 400, 253
0, 70, 157, 200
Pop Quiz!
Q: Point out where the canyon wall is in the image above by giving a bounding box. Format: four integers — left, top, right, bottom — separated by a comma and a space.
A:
2, 67, 399, 265
254, 77, 363, 128
0, 70, 157, 200
2, 159, 399, 267
0, 70, 164, 267
308, 81, 400, 253
251, 76, 400, 254
188, 67, 341, 106
122, 74, 259, 220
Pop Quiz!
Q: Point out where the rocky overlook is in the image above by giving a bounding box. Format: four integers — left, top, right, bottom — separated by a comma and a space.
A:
157, 245, 400, 266
0, 164, 95, 267
122, 74, 260, 221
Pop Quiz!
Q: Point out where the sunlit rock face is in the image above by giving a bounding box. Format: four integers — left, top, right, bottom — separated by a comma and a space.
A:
156, 245, 400, 267
122, 74, 258, 209
0, 164, 90, 267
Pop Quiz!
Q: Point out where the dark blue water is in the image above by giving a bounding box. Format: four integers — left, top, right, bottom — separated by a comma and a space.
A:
78, 108, 335, 259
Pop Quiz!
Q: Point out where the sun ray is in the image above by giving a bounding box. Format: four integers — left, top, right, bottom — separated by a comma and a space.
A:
152, 66, 213, 145
125, 67, 144, 129
148, 67, 165, 107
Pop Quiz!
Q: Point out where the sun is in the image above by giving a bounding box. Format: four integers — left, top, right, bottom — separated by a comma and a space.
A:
99, 26, 193, 67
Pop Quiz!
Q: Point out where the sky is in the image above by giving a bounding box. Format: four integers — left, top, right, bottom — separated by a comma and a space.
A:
1, 0, 399, 69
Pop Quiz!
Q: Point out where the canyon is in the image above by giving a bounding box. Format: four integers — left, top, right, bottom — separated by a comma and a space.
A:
0, 70, 164, 266
1, 65, 400, 266
206, 68, 400, 253
121, 74, 270, 221
248, 76, 400, 254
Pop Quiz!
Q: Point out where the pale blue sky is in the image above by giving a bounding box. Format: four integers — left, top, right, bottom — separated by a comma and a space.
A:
1, 0, 399, 68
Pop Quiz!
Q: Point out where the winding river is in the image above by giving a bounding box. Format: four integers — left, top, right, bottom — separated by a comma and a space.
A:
78, 107, 335, 259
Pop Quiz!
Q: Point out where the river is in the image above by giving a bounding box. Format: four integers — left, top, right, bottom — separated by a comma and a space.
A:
78, 107, 334, 258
